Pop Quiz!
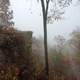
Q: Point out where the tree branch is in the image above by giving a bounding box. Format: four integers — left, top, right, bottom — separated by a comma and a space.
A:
46, 0, 50, 17
41, 0, 46, 17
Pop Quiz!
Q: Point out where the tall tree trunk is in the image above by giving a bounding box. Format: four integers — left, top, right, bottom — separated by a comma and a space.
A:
43, 17, 49, 80
41, 0, 50, 79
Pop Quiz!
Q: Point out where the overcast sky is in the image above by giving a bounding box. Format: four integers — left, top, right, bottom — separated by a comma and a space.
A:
10, 0, 80, 41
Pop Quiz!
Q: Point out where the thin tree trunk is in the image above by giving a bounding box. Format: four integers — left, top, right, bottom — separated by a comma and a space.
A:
41, 0, 50, 80
43, 17, 49, 80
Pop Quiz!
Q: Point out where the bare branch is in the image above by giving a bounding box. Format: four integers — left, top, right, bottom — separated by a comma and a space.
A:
46, 0, 50, 16
41, 0, 46, 18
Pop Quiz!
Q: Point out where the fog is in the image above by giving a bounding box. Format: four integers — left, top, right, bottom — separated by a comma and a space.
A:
10, 0, 80, 41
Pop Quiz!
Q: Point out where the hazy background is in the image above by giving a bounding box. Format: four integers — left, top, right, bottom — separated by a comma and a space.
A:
10, 0, 80, 42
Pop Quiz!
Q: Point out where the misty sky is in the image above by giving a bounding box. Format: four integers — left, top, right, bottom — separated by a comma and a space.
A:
10, 0, 80, 41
